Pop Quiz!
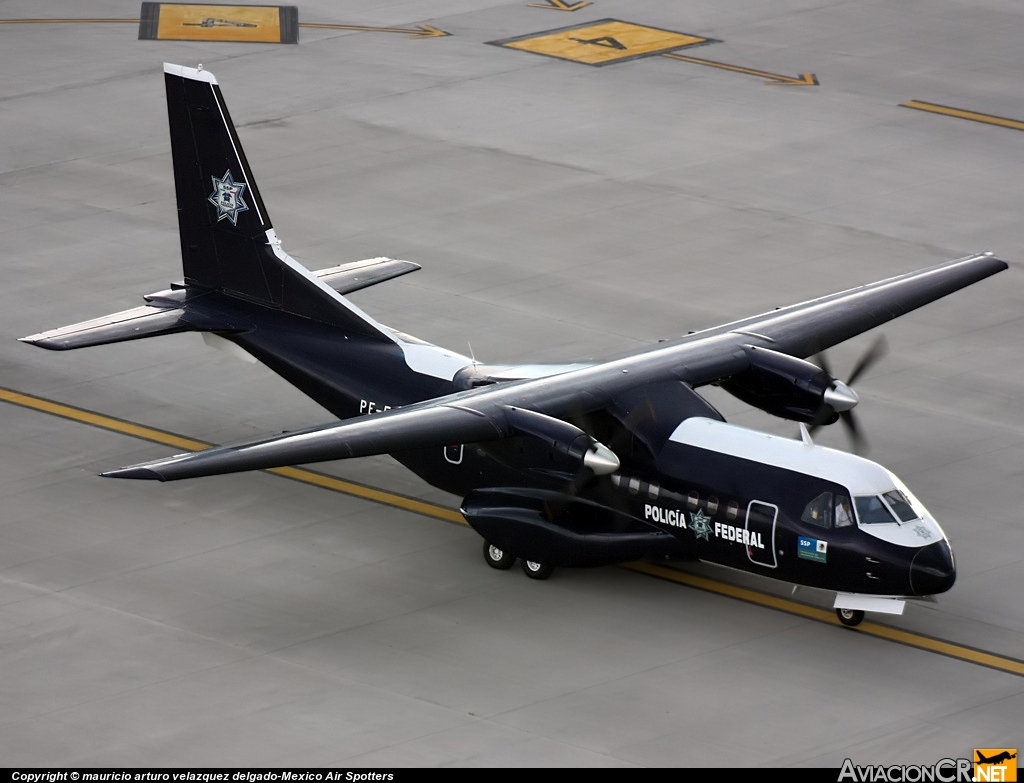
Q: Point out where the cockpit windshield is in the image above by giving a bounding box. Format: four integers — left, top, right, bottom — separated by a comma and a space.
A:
882, 489, 918, 522
854, 490, 921, 525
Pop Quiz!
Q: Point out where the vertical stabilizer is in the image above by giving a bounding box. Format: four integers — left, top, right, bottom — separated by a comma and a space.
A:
163, 63, 391, 339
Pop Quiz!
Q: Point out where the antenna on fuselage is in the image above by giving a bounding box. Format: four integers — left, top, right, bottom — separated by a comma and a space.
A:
799, 422, 815, 446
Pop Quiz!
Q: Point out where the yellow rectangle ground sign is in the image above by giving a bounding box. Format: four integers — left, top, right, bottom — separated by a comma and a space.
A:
491, 19, 710, 66
139, 2, 298, 43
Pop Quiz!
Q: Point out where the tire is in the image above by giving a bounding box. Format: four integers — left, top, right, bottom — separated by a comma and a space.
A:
483, 541, 516, 570
836, 608, 865, 627
521, 559, 554, 580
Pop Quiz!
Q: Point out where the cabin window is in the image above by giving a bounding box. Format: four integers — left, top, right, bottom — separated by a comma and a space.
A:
687, 491, 699, 511
882, 490, 918, 523
707, 496, 719, 515
726, 501, 739, 521
854, 495, 899, 525
647, 482, 660, 500
628, 477, 640, 496
800, 491, 832, 529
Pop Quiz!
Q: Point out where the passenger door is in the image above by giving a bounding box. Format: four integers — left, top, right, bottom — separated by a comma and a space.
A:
746, 500, 778, 568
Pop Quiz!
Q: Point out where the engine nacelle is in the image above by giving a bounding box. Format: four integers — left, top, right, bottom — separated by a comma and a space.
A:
718, 345, 857, 424
504, 406, 619, 475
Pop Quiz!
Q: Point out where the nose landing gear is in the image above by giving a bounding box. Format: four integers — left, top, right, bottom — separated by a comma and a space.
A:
836, 608, 865, 627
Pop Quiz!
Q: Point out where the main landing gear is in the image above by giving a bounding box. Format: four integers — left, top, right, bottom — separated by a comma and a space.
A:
836, 608, 865, 627
482, 541, 554, 580
521, 559, 554, 580
483, 541, 515, 570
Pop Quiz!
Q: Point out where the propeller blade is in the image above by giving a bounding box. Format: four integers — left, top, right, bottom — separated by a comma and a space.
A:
814, 350, 834, 379
847, 335, 888, 386
810, 335, 886, 452
840, 410, 868, 454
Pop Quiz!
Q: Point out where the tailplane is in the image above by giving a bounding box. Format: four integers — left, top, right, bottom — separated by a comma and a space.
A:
23, 64, 419, 351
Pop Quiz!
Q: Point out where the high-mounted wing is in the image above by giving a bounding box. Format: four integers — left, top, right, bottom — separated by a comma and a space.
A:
103, 401, 620, 481
104, 253, 1007, 481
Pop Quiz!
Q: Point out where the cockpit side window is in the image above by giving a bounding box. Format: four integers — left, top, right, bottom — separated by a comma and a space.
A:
882, 489, 918, 522
834, 495, 854, 527
800, 491, 832, 529
854, 495, 898, 524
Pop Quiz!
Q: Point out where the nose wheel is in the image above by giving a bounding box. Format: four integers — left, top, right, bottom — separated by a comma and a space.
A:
836, 608, 865, 627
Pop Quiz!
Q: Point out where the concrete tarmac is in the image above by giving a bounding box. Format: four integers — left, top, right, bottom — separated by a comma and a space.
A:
1, 0, 1022, 767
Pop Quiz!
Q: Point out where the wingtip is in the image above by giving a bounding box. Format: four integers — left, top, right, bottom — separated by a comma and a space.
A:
18, 335, 62, 350
100, 466, 166, 481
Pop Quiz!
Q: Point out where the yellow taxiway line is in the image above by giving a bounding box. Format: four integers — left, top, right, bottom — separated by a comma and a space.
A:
902, 100, 1024, 132
2, 386, 1021, 676
0, 386, 463, 524
628, 562, 1024, 676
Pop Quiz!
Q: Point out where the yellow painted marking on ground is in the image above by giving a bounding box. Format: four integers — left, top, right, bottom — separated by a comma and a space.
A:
901, 100, 1024, 132
626, 562, 1024, 677
626, 562, 837, 622
299, 23, 448, 38
0, 387, 207, 452
662, 52, 818, 85
4, 386, 1023, 676
496, 20, 708, 66
0, 387, 462, 524
269, 466, 465, 524
527, 0, 592, 11
155, 4, 281, 42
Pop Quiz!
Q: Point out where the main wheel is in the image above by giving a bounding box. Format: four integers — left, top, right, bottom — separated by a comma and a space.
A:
521, 559, 554, 580
483, 541, 516, 570
836, 608, 865, 627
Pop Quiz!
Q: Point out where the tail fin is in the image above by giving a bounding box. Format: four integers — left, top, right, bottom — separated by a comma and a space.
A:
163, 63, 391, 339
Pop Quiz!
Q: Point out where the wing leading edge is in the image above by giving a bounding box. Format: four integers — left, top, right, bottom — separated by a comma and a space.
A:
102, 253, 1008, 481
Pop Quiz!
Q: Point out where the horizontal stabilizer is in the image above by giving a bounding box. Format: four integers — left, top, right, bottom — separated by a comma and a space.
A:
313, 257, 420, 295
20, 305, 189, 351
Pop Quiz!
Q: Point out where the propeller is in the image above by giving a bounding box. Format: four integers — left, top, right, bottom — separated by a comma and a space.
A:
810, 335, 889, 453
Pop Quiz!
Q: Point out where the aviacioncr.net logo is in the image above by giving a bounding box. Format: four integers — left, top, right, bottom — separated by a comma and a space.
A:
838, 758, 973, 782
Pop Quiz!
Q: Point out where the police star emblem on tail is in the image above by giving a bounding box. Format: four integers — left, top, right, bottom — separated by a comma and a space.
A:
208, 170, 248, 225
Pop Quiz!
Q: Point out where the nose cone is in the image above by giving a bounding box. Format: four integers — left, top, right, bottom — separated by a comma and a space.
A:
909, 540, 956, 595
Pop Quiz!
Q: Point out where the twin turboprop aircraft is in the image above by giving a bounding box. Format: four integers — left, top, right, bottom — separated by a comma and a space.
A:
22, 64, 1009, 627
